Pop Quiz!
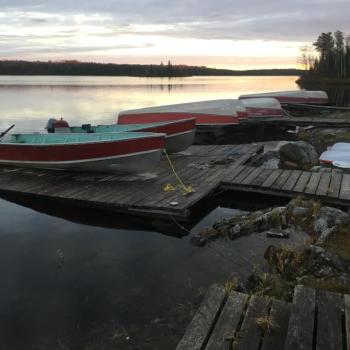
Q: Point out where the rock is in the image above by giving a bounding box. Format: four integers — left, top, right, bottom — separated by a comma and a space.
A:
306, 245, 349, 274
319, 167, 332, 173
316, 226, 338, 245
315, 266, 334, 278
279, 141, 319, 170
307, 245, 326, 255
311, 166, 322, 172
292, 206, 309, 217
313, 206, 350, 236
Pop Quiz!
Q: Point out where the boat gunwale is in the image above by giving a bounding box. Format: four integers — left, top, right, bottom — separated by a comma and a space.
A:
5, 132, 166, 147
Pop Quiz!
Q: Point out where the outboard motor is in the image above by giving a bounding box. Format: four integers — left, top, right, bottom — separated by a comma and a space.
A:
46, 118, 58, 133
53, 118, 71, 133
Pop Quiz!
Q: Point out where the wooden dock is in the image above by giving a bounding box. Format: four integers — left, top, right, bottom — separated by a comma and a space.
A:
1, 144, 350, 220
0, 144, 262, 220
220, 165, 350, 206
176, 285, 350, 350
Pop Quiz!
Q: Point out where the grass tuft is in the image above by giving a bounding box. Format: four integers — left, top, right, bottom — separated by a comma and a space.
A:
255, 315, 278, 333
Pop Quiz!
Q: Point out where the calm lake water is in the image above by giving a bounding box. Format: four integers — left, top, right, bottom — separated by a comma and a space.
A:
0, 76, 304, 350
0, 75, 300, 132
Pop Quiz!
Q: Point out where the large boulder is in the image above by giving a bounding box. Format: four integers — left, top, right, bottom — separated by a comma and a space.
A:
279, 141, 319, 170
314, 206, 350, 235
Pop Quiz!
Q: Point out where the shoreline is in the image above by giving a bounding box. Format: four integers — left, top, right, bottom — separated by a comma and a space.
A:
297, 76, 350, 86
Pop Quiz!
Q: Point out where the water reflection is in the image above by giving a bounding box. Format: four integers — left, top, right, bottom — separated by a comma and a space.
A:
0, 75, 305, 350
0, 192, 309, 350
0, 192, 189, 237
0, 75, 299, 133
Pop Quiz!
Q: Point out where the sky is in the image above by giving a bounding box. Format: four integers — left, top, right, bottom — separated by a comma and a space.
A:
0, 0, 349, 70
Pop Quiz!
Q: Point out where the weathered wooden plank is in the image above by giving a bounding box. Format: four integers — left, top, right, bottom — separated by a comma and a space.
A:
241, 167, 265, 185
345, 294, 350, 350
261, 299, 291, 350
250, 168, 274, 187
271, 170, 292, 190
285, 285, 316, 350
176, 285, 226, 350
339, 174, 350, 200
231, 166, 257, 184
232, 295, 269, 350
261, 169, 283, 188
282, 170, 302, 192
157, 168, 223, 210
316, 290, 344, 350
304, 172, 322, 195
328, 171, 343, 198
221, 165, 247, 183
205, 291, 248, 350
316, 173, 332, 197
293, 171, 312, 193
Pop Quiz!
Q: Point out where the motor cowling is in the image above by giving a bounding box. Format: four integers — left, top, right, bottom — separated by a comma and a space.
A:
53, 118, 71, 133
46, 118, 57, 133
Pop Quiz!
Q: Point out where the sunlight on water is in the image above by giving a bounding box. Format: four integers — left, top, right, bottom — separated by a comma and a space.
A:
0, 75, 299, 133
0, 75, 302, 349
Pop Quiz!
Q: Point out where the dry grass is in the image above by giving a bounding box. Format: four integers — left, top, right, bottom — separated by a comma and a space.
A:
322, 227, 350, 261
255, 315, 278, 333
224, 278, 238, 293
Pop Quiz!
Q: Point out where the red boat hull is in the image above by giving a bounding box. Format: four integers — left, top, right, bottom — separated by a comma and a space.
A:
0, 137, 164, 162
117, 112, 240, 126
134, 118, 196, 136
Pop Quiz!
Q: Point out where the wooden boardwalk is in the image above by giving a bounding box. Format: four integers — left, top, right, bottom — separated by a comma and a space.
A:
221, 165, 350, 206
1, 144, 350, 220
0, 144, 262, 220
176, 285, 350, 350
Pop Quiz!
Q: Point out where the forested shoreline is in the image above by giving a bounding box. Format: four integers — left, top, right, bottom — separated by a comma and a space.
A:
0, 60, 301, 77
298, 30, 350, 85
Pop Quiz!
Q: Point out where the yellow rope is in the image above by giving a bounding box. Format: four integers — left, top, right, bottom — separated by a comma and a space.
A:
163, 150, 195, 195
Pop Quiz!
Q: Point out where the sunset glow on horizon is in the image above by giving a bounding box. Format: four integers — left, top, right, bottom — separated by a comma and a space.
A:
1, 1, 350, 70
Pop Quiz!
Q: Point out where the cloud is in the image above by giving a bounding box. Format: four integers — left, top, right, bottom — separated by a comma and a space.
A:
0, 0, 349, 67
0, 0, 349, 41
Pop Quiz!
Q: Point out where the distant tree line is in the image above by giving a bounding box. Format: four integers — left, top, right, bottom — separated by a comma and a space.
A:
300, 30, 350, 81
0, 60, 302, 77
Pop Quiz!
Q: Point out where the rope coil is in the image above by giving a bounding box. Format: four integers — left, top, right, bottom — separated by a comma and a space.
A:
163, 150, 195, 195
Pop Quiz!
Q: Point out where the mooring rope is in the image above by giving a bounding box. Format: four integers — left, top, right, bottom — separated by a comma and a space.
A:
163, 150, 195, 195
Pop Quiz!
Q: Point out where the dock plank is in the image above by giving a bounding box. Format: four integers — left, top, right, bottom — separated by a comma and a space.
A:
261, 299, 291, 350
285, 285, 316, 350
231, 166, 256, 184
241, 167, 265, 185
271, 170, 292, 190
232, 296, 269, 350
316, 290, 344, 350
316, 173, 332, 197
221, 165, 247, 183
304, 172, 322, 195
328, 171, 343, 198
250, 169, 274, 187
339, 174, 350, 200
293, 171, 312, 193
345, 294, 350, 350
175, 285, 226, 350
261, 169, 283, 188
282, 170, 302, 192
205, 291, 248, 350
